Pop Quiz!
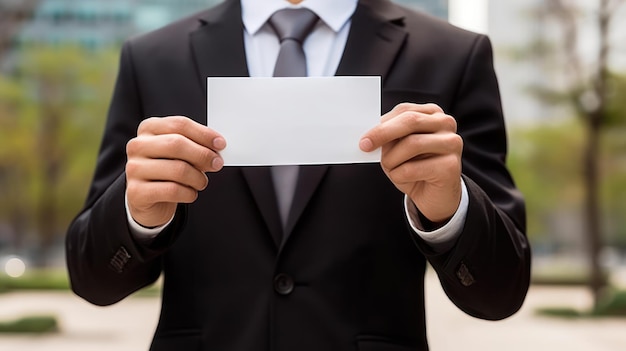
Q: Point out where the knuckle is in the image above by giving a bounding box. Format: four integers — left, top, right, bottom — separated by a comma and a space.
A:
402, 111, 423, 128
442, 133, 463, 155
189, 190, 200, 203
125, 181, 144, 203
171, 161, 190, 180
442, 154, 461, 173
198, 148, 214, 168
407, 134, 424, 150
380, 157, 393, 171
441, 114, 457, 132
161, 182, 181, 199
137, 117, 157, 134
163, 133, 185, 150
177, 184, 198, 203
125, 159, 140, 176
170, 116, 197, 135
424, 103, 444, 114
394, 165, 413, 183
169, 116, 188, 131
393, 102, 414, 114
126, 138, 139, 156
450, 134, 464, 152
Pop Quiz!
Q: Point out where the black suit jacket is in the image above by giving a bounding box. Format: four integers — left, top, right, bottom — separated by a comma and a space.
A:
66, 1, 531, 350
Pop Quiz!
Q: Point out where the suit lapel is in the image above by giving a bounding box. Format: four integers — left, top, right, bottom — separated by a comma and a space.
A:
191, 1, 283, 246
189, 0, 249, 87
282, 165, 328, 244
335, 0, 407, 79
241, 167, 283, 248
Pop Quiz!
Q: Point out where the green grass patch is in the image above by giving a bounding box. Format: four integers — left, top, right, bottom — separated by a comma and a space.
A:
0, 269, 161, 297
536, 289, 626, 318
591, 290, 626, 317
134, 284, 161, 298
0, 315, 59, 334
531, 268, 609, 287
536, 307, 582, 318
0, 270, 70, 293
531, 274, 590, 286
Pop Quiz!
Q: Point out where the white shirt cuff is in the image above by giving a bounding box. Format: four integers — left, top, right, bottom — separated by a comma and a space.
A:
125, 193, 173, 239
404, 178, 469, 251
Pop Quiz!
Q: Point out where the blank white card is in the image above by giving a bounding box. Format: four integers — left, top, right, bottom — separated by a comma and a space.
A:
207, 76, 381, 166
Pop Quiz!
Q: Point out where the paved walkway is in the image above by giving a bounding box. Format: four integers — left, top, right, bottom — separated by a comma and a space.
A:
0, 270, 625, 350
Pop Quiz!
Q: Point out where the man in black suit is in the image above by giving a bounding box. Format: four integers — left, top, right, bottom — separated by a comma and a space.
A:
66, 0, 531, 350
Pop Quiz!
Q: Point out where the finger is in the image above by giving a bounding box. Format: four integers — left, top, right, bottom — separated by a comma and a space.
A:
381, 103, 444, 123
380, 133, 463, 172
138, 116, 226, 151
127, 179, 200, 208
384, 153, 461, 186
361, 110, 456, 152
127, 133, 223, 172
126, 158, 209, 191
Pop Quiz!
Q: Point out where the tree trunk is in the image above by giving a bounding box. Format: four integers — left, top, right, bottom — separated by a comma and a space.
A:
35, 81, 62, 267
0, 0, 39, 63
584, 113, 604, 308
582, 0, 612, 309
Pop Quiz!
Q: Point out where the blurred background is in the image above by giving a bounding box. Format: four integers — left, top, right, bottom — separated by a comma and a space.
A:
0, 0, 625, 350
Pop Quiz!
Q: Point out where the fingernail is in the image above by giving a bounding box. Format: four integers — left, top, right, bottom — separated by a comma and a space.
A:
213, 137, 226, 150
212, 157, 224, 169
359, 138, 373, 152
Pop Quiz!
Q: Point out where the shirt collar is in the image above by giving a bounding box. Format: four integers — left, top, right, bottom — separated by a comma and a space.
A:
241, 0, 358, 35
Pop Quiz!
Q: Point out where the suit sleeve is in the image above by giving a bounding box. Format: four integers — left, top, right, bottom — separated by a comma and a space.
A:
65, 42, 185, 306
412, 35, 531, 320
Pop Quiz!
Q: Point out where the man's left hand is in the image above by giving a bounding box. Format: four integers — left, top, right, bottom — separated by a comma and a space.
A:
360, 103, 463, 225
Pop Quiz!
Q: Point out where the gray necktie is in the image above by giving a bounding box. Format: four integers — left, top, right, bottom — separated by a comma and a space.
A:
268, 8, 319, 227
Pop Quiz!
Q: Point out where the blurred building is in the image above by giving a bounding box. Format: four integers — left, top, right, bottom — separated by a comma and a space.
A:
11, 0, 447, 49
12, 0, 220, 49
487, 0, 545, 125
396, 0, 448, 18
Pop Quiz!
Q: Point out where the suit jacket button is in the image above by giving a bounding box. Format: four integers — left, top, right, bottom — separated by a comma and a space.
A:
456, 262, 475, 287
274, 273, 294, 295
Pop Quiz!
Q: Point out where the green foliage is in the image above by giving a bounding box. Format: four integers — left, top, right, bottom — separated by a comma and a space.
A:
507, 120, 585, 240
0, 269, 161, 297
507, 118, 626, 247
535, 306, 582, 318
0, 315, 59, 334
0, 45, 119, 255
0, 270, 70, 293
605, 73, 626, 127
592, 290, 626, 317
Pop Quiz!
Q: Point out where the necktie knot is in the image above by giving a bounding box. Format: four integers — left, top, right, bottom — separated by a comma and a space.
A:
268, 8, 319, 45
268, 8, 318, 78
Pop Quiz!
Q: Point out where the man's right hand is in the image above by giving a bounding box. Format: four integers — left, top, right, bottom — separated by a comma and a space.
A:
125, 116, 226, 228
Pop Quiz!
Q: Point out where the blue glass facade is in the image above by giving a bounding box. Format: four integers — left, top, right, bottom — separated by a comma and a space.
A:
12, 0, 447, 48
13, 0, 221, 48
394, 0, 448, 18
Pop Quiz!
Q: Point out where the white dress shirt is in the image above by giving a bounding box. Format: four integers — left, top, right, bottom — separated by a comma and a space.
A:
127, 0, 469, 252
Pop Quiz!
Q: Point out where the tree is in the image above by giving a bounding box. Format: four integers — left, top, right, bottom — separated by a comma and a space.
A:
0, 45, 118, 265
0, 0, 40, 63
507, 121, 585, 245
527, 0, 625, 307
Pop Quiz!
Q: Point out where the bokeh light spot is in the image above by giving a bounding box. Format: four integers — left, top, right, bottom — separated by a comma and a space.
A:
5, 257, 26, 278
